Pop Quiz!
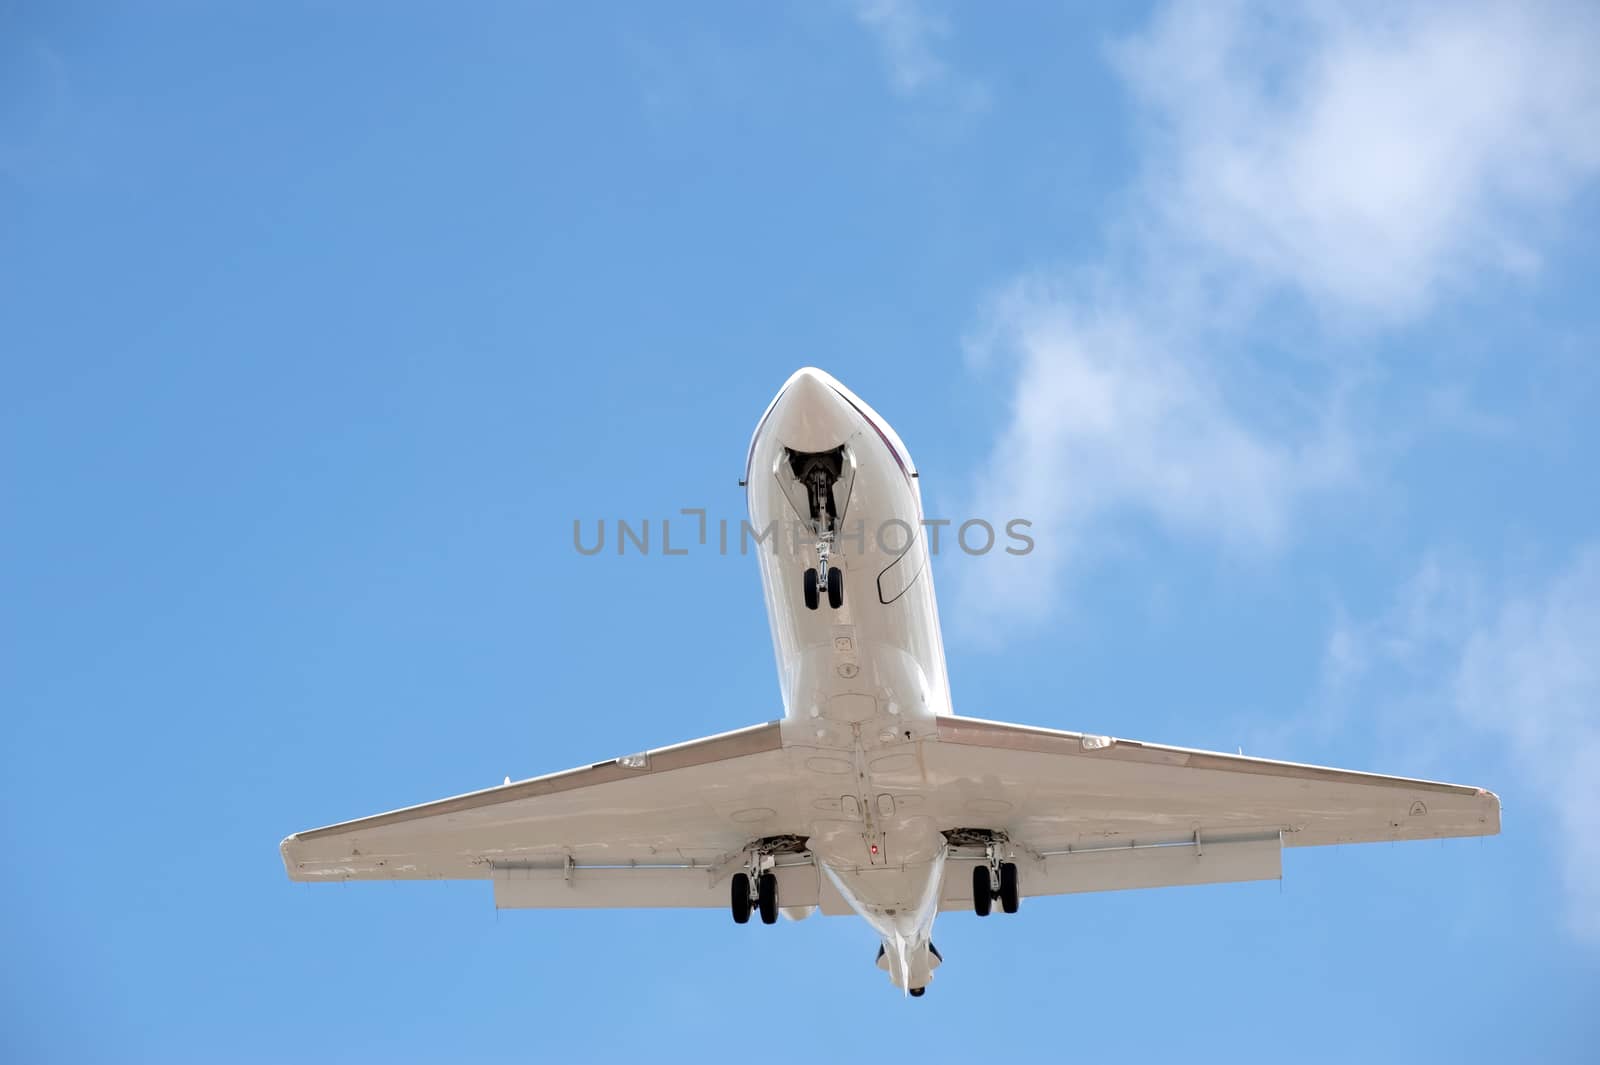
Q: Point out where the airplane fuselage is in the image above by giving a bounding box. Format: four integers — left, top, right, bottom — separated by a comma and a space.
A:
744, 367, 954, 991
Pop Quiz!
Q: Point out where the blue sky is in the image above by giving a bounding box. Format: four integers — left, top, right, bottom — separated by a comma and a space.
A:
4, 2, 1599, 1061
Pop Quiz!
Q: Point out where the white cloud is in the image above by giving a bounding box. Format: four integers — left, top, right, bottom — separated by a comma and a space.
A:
1455, 548, 1600, 940
1113, 0, 1600, 319
850, 0, 952, 97
1308, 552, 1485, 752
959, 0, 1600, 626
960, 278, 1351, 622
1324, 548, 1600, 941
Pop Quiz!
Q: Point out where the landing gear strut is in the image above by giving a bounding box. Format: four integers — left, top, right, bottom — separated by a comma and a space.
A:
796, 454, 844, 611
969, 837, 1020, 917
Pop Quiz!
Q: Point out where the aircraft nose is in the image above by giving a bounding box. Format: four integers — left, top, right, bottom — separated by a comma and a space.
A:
766, 367, 855, 452
782, 367, 836, 404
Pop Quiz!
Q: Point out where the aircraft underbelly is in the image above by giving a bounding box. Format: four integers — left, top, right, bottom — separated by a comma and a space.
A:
744, 369, 955, 954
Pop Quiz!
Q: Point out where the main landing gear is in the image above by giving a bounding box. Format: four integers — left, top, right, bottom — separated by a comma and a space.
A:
728, 836, 807, 927
730, 869, 778, 925
969, 837, 1021, 917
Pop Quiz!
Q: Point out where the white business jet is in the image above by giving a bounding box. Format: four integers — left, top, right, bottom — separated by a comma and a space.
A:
282, 367, 1499, 996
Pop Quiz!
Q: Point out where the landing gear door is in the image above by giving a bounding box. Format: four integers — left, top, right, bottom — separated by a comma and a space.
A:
833, 444, 857, 523
775, 443, 857, 528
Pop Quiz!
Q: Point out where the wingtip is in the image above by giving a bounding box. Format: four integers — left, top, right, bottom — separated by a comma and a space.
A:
279, 833, 303, 879
1473, 788, 1503, 836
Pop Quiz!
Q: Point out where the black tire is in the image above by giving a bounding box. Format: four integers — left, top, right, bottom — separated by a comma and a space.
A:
971, 864, 992, 917
999, 861, 1020, 914
757, 871, 779, 925
730, 873, 752, 924
909, 987, 926, 998
803, 569, 820, 611
827, 565, 844, 609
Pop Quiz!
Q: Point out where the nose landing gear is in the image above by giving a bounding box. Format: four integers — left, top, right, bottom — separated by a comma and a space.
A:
793, 450, 846, 612
804, 562, 844, 611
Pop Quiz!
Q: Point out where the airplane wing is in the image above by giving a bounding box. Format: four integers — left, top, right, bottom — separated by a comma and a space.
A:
916, 716, 1501, 908
283, 714, 1499, 912
280, 721, 821, 909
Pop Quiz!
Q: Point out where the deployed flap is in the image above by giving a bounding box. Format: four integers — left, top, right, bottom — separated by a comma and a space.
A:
493, 859, 819, 910
281, 721, 800, 900
940, 833, 1282, 909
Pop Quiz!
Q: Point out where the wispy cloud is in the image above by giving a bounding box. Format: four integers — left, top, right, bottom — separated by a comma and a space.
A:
1456, 549, 1600, 941
851, 0, 948, 96
849, 0, 987, 112
851, 0, 947, 95
962, 277, 1353, 621
1299, 552, 1485, 756
1322, 548, 1600, 941
957, 0, 1600, 627
1114, 0, 1600, 320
